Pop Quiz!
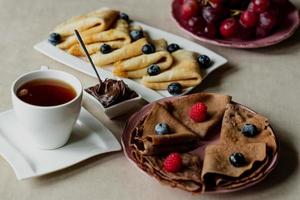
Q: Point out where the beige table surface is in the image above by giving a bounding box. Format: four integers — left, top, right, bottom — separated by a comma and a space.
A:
0, 0, 299, 199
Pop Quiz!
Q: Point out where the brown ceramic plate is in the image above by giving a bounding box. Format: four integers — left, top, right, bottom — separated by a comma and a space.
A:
171, 0, 299, 48
121, 96, 279, 193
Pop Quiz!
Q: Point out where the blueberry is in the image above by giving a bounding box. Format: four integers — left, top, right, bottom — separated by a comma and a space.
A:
100, 44, 112, 54
130, 30, 144, 41
242, 124, 258, 137
197, 55, 211, 68
119, 12, 130, 22
142, 44, 156, 54
155, 123, 170, 135
167, 82, 182, 95
147, 64, 161, 76
229, 152, 247, 167
167, 43, 180, 53
48, 32, 61, 46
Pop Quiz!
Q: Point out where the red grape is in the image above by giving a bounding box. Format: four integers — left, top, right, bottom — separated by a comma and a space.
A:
240, 10, 258, 28
256, 26, 271, 38
239, 25, 256, 40
204, 23, 217, 38
186, 16, 206, 33
177, 0, 281, 40
273, 0, 288, 6
202, 6, 221, 23
228, 0, 250, 9
247, 2, 255, 12
181, 0, 199, 20
210, 0, 224, 9
252, 0, 270, 13
220, 18, 239, 38
259, 11, 277, 30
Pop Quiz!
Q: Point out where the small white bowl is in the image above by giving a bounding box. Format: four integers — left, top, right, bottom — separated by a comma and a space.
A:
82, 90, 142, 119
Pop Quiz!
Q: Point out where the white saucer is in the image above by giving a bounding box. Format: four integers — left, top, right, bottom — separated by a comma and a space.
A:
0, 108, 121, 180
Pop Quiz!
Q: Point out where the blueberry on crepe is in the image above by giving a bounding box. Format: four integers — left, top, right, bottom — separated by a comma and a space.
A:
168, 82, 182, 95
242, 124, 258, 137
197, 55, 211, 68
100, 44, 112, 54
229, 152, 247, 167
48, 33, 61, 45
119, 12, 130, 22
167, 43, 180, 53
130, 30, 144, 41
155, 123, 170, 135
147, 64, 161, 76
142, 44, 156, 54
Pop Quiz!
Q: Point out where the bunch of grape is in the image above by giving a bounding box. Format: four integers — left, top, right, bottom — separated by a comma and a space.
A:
176, 0, 289, 40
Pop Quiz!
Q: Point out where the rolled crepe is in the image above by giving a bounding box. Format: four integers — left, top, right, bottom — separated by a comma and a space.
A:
171, 93, 232, 138
63, 19, 130, 53
91, 38, 148, 67
113, 51, 173, 78
54, 8, 119, 38
149, 38, 168, 51
141, 50, 203, 90
136, 103, 199, 155
220, 104, 277, 153
67, 41, 124, 56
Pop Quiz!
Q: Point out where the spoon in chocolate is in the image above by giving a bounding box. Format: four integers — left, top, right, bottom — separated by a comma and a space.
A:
74, 29, 102, 85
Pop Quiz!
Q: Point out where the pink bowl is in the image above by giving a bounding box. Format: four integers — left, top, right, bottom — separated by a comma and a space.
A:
121, 96, 279, 193
171, 0, 299, 48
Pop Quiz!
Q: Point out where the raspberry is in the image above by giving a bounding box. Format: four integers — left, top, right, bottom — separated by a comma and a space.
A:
189, 102, 207, 122
163, 153, 182, 173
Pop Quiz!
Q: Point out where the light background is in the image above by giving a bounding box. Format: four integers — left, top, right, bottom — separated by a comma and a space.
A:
0, 0, 299, 199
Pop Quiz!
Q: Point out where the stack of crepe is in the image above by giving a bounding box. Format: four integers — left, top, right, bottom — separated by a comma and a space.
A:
129, 93, 231, 192
51, 8, 204, 90
128, 93, 278, 193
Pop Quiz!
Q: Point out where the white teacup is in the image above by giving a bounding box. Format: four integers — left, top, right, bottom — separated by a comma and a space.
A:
11, 67, 83, 149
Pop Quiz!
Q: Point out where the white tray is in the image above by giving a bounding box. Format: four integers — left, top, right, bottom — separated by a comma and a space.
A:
34, 22, 227, 102
0, 108, 121, 180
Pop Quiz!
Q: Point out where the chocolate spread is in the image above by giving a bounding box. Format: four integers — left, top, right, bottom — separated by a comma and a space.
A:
85, 79, 138, 108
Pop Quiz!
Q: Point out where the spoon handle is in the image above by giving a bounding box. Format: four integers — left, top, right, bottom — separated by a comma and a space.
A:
74, 29, 102, 84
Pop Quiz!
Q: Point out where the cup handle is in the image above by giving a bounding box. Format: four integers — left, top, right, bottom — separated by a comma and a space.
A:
40, 65, 49, 71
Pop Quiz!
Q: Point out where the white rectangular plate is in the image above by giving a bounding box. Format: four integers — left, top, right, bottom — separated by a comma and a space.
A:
34, 22, 227, 102
0, 108, 121, 180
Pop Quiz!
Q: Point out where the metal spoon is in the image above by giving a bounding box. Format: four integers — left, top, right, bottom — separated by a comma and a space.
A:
74, 29, 102, 85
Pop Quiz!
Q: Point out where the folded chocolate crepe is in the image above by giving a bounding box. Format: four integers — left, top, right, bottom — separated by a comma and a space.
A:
141, 50, 203, 90
213, 156, 269, 189
171, 93, 231, 138
137, 152, 203, 192
201, 143, 268, 189
66, 19, 131, 55
134, 103, 200, 155
201, 103, 277, 190
129, 131, 203, 193
54, 8, 119, 38
219, 104, 277, 153
91, 38, 148, 66
202, 143, 266, 178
